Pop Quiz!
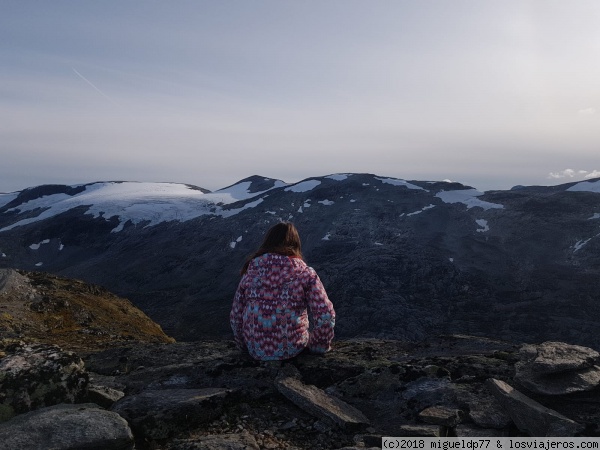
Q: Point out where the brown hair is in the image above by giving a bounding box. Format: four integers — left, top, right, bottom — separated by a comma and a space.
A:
241, 222, 303, 274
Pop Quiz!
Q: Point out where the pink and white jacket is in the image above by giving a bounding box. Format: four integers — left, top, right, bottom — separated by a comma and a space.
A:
230, 253, 335, 361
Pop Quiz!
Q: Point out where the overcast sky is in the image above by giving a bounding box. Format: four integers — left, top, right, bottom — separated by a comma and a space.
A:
2, 1, 599, 193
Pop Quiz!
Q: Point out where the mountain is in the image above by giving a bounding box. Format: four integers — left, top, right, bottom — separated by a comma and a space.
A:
1, 174, 599, 348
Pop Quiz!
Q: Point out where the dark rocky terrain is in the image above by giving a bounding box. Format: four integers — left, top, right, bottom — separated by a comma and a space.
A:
1, 174, 599, 349
2, 271, 600, 447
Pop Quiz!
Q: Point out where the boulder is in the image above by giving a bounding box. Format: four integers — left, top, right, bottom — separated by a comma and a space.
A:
0, 342, 88, 421
276, 375, 370, 431
86, 384, 125, 408
486, 378, 584, 436
401, 377, 454, 411
515, 342, 600, 395
111, 388, 232, 440
0, 403, 134, 450
418, 405, 464, 427
454, 385, 511, 429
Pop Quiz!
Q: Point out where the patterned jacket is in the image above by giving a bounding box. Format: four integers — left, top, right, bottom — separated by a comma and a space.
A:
230, 253, 335, 361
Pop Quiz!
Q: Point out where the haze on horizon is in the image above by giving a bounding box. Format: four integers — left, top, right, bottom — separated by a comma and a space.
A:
1, 1, 599, 194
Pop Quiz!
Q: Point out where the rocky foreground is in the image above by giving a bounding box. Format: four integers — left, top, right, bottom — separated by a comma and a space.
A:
1, 336, 600, 450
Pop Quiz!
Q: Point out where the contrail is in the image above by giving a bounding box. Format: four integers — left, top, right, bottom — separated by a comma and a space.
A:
72, 68, 118, 105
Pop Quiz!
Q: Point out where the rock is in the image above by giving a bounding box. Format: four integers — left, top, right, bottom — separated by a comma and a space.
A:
515, 342, 600, 395
401, 377, 455, 411
418, 405, 463, 427
166, 432, 260, 449
486, 378, 584, 436
111, 388, 232, 440
395, 424, 442, 437
276, 375, 370, 430
0, 342, 88, 421
455, 424, 508, 437
0, 403, 134, 450
86, 384, 125, 408
455, 385, 512, 429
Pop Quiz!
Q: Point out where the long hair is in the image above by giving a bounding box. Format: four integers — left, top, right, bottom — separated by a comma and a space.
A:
241, 222, 303, 275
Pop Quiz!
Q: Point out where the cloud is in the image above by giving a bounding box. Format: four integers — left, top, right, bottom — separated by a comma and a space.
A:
548, 169, 576, 179
578, 107, 597, 115
549, 169, 600, 180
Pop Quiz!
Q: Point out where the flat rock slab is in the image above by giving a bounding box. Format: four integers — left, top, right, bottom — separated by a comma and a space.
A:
395, 424, 442, 437
87, 384, 126, 408
515, 342, 600, 395
0, 403, 134, 450
111, 388, 232, 440
418, 405, 463, 427
276, 376, 370, 430
486, 378, 584, 436
455, 385, 511, 429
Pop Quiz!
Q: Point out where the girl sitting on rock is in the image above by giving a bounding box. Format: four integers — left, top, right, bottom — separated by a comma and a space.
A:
230, 222, 335, 361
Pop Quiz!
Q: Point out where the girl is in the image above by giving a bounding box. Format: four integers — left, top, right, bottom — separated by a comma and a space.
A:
230, 222, 335, 361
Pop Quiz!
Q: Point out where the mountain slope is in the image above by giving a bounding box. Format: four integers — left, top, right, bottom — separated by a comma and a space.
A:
0, 268, 174, 352
1, 174, 599, 348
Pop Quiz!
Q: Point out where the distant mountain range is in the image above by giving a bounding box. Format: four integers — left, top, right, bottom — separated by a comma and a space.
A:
1, 174, 599, 348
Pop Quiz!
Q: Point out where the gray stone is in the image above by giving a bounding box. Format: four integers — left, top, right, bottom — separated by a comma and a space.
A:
486, 378, 584, 436
111, 388, 232, 440
455, 424, 508, 437
418, 405, 464, 427
395, 424, 442, 437
0, 343, 88, 421
401, 377, 454, 411
515, 342, 600, 395
455, 385, 511, 429
276, 376, 370, 430
518, 342, 599, 375
0, 403, 134, 450
86, 384, 126, 408
167, 432, 259, 449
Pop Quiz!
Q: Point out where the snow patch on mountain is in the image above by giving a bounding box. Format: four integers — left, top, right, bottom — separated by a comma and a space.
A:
567, 180, 600, 193
29, 239, 50, 250
229, 235, 243, 249
574, 238, 591, 252
407, 204, 435, 216
326, 174, 350, 181
284, 180, 321, 193
435, 189, 504, 210
318, 200, 334, 206
0, 182, 268, 233
589, 213, 600, 220
215, 180, 286, 200
375, 177, 425, 191
476, 219, 490, 232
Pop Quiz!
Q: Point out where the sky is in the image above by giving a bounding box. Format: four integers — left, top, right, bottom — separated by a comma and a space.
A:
1, 1, 599, 193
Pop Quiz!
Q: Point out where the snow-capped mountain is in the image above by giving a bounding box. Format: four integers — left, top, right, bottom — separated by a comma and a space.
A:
1, 174, 600, 348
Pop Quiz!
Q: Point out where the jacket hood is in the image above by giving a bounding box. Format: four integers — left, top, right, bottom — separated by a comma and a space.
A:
246, 253, 307, 288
